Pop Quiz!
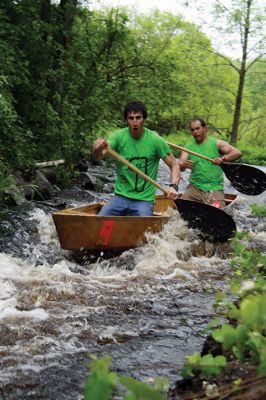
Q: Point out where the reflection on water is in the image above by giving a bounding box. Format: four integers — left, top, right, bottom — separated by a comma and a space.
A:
0, 162, 265, 399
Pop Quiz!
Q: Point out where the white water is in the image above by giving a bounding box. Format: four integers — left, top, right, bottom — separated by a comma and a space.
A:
0, 167, 265, 399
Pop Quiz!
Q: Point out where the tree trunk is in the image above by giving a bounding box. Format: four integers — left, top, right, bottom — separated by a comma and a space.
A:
230, 0, 252, 145
48, 0, 78, 114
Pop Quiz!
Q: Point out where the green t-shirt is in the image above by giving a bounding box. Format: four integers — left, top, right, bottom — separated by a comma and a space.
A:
107, 127, 170, 202
186, 136, 223, 191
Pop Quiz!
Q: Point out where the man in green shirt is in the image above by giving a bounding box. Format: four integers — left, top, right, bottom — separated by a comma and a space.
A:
93, 101, 180, 216
179, 118, 241, 207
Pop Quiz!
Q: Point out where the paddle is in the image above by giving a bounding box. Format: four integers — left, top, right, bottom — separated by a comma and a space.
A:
167, 142, 266, 196
105, 146, 236, 243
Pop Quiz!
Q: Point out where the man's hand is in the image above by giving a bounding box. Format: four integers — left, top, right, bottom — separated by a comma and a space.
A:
212, 157, 224, 165
92, 138, 108, 161
166, 186, 178, 200
179, 159, 194, 170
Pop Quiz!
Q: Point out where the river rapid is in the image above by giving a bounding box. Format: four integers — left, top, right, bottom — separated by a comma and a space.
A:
0, 162, 265, 400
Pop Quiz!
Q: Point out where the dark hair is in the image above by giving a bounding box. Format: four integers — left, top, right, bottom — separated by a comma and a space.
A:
189, 117, 207, 128
123, 101, 147, 120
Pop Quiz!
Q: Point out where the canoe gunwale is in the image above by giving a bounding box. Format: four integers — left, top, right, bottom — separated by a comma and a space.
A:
52, 194, 237, 251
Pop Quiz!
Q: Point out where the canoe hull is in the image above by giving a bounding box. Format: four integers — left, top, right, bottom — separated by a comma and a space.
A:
53, 214, 169, 251
52, 196, 173, 251
52, 194, 237, 251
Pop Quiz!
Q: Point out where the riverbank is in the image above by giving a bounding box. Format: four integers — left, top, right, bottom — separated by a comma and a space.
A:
169, 359, 265, 399
168, 228, 266, 400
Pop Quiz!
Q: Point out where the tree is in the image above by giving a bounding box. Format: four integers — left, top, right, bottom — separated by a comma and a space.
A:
244, 57, 266, 146
123, 10, 238, 138
211, 0, 266, 144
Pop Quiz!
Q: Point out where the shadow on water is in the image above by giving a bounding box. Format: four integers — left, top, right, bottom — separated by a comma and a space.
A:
0, 162, 265, 399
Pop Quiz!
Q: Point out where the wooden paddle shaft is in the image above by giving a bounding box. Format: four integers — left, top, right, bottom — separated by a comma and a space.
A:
166, 141, 213, 162
106, 147, 168, 195
105, 146, 236, 242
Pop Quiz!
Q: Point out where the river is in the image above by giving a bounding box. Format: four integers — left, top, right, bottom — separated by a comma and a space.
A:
0, 162, 265, 399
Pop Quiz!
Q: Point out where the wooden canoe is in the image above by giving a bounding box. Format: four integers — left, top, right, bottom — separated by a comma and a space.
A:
52, 194, 237, 251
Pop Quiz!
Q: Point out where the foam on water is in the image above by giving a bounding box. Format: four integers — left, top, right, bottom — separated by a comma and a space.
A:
78, 209, 201, 284
0, 253, 50, 322
0, 253, 27, 281
0, 304, 48, 322
0, 190, 265, 398
29, 208, 57, 244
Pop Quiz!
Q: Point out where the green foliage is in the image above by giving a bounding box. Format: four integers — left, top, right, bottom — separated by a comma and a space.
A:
84, 356, 117, 400
250, 204, 266, 217
230, 232, 266, 279
238, 146, 266, 166
181, 233, 266, 380
182, 353, 227, 378
53, 164, 80, 188
84, 356, 167, 400
79, 206, 263, 395
0, 0, 265, 182
211, 289, 266, 374
165, 131, 189, 147
212, 323, 249, 354
0, 158, 20, 203
211, 0, 266, 144
0, 75, 34, 168
210, 233, 266, 374
182, 286, 266, 379
119, 375, 166, 400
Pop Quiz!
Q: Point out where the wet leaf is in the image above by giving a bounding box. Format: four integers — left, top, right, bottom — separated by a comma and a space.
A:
119, 375, 166, 400
84, 356, 117, 400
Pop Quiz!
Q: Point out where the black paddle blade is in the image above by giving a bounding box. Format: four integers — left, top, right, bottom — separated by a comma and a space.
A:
175, 199, 236, 243
221, 163, 266, 196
